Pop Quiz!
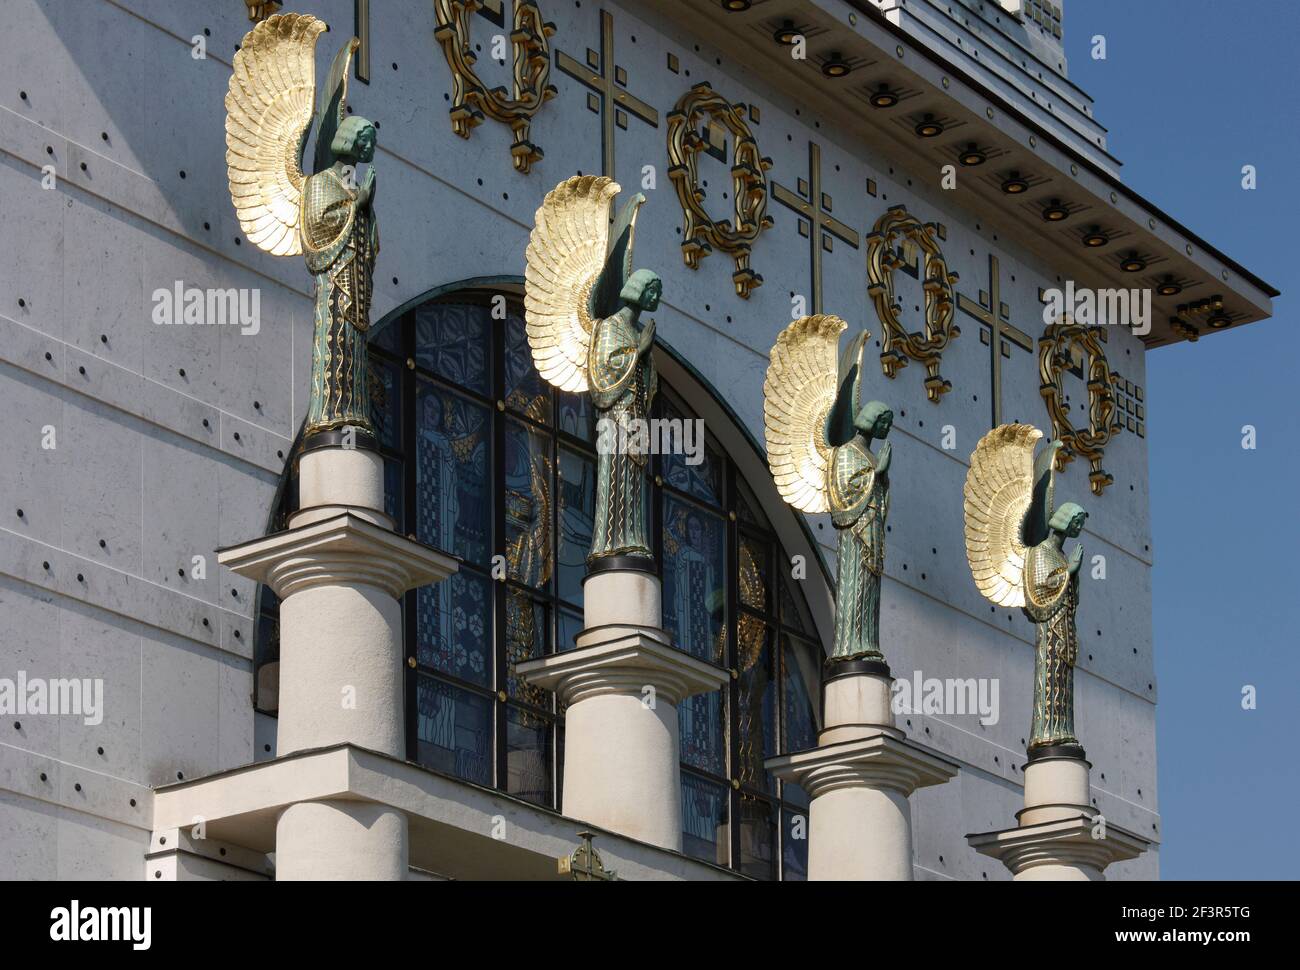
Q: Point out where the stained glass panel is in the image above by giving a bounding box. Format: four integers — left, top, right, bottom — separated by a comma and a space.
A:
781, 635, 820, 808
780, 570, 814, 634
505, 419, 553, 589
558, 607, 583, 653
370, 318, 403, 355
417, 570, 491, 688
344, 293, 835, 879
416, 674, 492, 786
663, 497, 726, 663
659, 395, 722, 507
506, 705, 553, 807
679, 688, 725, 776
383, 458, 403, 531
416, 381, 490, 565
738, 534, 770, 612
681, 771, 729, 866
558, 390, 595, 443
370, 357, 401, 450
414, 302, 490, 394
734, 475, 770, 528
504, 314, 552, 423
557, 447, 595, 608
782, 808, 809, 881
736, 617, 775, 792
506, 589, 548, 708
738, 794, 776, 880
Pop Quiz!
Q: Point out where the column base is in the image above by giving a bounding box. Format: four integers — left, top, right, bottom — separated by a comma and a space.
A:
967, 754, 1149, 879
517, 628, 726, 852
966, 814, 1148, 880
767, 731, 958, 880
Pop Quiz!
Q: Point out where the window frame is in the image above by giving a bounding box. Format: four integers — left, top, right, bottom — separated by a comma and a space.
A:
260, 287, 826, 878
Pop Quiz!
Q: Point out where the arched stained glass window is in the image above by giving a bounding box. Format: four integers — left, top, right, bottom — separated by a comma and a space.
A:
255, 286, 825, 879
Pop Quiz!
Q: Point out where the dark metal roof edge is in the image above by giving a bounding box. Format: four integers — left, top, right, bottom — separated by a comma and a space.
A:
841, 0, 1281, 300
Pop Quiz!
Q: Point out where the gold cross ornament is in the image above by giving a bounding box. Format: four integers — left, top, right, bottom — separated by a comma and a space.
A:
957, 254, 1032, 427
772, 142, 859, 314
555, 9, 659, 180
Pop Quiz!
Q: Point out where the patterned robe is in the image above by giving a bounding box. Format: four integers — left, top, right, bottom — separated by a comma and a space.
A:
587, 307, 656, 562
828, 437, 889, 661
1023, 539, 1080, 750
301, 167, 378, 436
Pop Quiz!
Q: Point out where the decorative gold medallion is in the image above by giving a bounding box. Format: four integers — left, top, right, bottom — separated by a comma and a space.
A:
666, 83, 773, 299
1038, 322, 1120, 495
433, 0, 557, 174
866, 206, 960, 402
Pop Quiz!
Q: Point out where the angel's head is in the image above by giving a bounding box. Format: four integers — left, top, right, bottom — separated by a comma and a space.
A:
621, 269, 662, 312
1050, 501, 1087, 538
854, 400, 893, 440
332, 116, 377, 163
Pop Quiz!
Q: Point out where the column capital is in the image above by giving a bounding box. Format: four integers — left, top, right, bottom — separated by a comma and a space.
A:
217, 511, 458, 599
966, 814, 1150, 878
517, 630, 727, 707
766, 731, 959, 799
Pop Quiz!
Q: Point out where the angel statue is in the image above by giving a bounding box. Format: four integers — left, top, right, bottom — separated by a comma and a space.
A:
225, 13, 378, 440
524, 176, 661, 567
963, 424, 1089, 757
764, 315, 894, 665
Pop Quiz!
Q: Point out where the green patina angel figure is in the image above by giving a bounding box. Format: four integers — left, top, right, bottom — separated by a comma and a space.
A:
964, 424, 1088, 754
225, 13, 379, 439
764, 315, 895, 664
524, 176, 661, 566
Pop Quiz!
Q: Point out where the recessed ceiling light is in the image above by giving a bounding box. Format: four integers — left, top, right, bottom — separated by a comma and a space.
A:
1082, 226, 1109, 248
721, 0, 751, 10
1207, 312, 1232, 329
821, 53, 851, 78
1120, 252, 1146, 273
869, 84, 898, 108
914, 113, 943, 138
1156, 276, 1182, 296
1041, 198, 1069, 222
959, 143, 986, 166
1001, 171, 1029, 194
773, 20, 800, 45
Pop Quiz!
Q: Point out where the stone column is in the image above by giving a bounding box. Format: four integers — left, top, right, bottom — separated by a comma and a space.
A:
218, 436, 457, 880
516, 565, 727, 851
766, 660, 958, 880
967, 747, 1148, 880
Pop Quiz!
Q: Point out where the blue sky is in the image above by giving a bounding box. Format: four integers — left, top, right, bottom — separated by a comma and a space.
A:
1067, 0, 1298, 879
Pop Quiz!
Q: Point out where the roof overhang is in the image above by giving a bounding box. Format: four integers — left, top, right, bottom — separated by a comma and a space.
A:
664, 0, 1278, 347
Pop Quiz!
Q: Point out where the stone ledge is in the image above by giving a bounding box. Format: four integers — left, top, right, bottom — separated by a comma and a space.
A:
516, 630, 728, 706
151, 744, 740, 881
966, 814, 1150, 875
766, 731, 960, 798
218, 512, 458, 599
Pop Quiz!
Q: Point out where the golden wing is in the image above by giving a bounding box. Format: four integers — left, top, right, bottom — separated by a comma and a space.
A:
225, 13, 325, 257
963, 423, 1041, 609
524, 175, 619, 393
763, 315, 848, 514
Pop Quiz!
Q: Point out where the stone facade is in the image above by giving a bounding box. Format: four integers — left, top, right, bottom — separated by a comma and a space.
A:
0, 0, 1275, 879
